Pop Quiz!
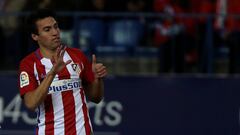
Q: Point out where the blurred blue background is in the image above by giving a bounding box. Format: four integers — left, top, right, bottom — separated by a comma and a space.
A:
0, 0, 240, 135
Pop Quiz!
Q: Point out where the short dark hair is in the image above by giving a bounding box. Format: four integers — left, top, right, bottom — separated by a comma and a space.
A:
26, 9, 57, 35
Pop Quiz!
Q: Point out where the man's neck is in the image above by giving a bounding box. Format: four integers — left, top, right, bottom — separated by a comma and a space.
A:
39, 47, 56, 59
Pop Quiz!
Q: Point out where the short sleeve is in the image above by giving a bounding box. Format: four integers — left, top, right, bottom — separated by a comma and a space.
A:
18, 60, 38, 97
81, 54, 95, 83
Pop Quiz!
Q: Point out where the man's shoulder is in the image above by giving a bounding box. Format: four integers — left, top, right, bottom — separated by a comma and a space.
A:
20, 51, 36, 65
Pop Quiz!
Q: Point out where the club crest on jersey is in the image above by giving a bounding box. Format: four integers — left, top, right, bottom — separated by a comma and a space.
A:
20, 71, 29, 88
71, 63, 81, 75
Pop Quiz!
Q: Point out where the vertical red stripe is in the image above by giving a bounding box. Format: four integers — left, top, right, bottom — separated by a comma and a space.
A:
59, 66, 77, 135
62, 91, 77, 135
44, 95, 54, 135
80, 90, 91, 135
35, 127, 39, 135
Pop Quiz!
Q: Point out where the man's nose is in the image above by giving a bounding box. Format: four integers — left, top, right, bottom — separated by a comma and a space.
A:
52, 28, 59, 35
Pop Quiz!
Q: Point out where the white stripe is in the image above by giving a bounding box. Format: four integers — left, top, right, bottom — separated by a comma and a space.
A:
41, 58, 59, 80
33, 62, 40, 85
41, 58, 52, 73
73, 88, 85, 135
52, 92, 65, 135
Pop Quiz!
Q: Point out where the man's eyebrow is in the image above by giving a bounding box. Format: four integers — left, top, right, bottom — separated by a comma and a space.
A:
42, 22, 58, 30
42, 26, 51, 30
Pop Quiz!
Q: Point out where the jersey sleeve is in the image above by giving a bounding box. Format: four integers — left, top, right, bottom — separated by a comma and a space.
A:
18, 60, 38, 97
81, 53, 95, 83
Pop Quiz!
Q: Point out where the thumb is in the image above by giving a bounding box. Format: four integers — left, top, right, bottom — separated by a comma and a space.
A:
92, 54, 97, 64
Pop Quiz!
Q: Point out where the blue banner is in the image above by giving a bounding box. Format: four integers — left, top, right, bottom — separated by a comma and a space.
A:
0, 74, 239, 135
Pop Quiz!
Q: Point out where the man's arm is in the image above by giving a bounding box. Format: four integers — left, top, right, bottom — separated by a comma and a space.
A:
23, 45, 71, 111
84, 54, 107, 103
23, 70, 56, 111
84, 78, 104, 103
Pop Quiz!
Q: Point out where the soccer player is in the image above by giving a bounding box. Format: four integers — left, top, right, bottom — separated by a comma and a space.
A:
18, 9, 107, 135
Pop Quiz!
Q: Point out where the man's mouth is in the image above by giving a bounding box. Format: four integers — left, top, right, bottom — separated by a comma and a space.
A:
53, 37, 60, 42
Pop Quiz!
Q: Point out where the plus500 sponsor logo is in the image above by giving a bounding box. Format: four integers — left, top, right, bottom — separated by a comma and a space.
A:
48, 81, 81, 93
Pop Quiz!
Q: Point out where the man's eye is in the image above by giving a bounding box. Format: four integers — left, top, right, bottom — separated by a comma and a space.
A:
44, 28, 50, 32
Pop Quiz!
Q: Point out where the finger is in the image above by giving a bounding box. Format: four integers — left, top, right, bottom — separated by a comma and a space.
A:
65, 60, 72, 65
97, 70, 107, 78
95, 63, 103, 69
56, 45, 62, 57
95, 63, 106, 72
96, 67, 107, 74
95, 65, 106, 73
97, 71, 107, 77
59, 50, 64, 58
100, 72, 107, 77
95, 63, 104, 69
60, 46, 66, 57
92, 54, 97, 64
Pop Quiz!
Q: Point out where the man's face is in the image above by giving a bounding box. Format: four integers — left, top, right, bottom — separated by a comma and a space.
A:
32, 17, 61, 50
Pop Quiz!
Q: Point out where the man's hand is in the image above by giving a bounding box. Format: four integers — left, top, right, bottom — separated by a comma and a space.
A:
49, 45, 72, 75
92, 54, 107, 78
23, 45, 72, 111
84, 54, 106, 103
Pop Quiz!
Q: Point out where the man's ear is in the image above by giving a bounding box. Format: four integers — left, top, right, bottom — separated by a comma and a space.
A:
31, 33, 38, 41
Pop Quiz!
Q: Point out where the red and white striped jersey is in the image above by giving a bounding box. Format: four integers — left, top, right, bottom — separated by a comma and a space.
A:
19, 47, 95, 135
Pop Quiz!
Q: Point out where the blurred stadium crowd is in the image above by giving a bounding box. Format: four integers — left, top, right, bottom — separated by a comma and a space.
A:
0, 0, 240, 75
